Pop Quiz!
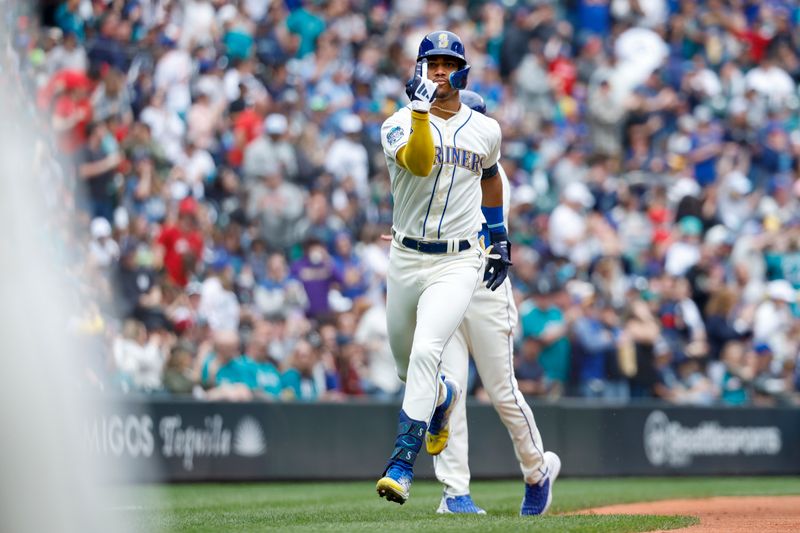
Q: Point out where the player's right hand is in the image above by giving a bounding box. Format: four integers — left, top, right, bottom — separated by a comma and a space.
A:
405, 59, 438, 113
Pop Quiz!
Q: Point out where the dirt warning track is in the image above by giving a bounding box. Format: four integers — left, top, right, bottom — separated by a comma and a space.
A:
576, 495, 800, 532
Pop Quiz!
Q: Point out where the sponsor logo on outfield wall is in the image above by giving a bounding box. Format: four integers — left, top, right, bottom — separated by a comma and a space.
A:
643, 410, 782, 467
86, 414, 267, 470
85, 414, 155, 458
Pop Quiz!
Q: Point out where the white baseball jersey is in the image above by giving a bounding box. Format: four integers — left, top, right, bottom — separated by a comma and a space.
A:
381, 104, 501, 240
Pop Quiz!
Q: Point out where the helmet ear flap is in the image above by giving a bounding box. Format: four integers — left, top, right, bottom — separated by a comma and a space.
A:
449, 64, 470, 91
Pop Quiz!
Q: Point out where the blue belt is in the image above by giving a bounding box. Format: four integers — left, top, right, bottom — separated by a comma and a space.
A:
394, 230, 472, 254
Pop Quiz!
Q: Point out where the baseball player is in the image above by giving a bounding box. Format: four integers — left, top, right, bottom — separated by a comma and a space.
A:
433, 90, 560, 516
375, 31, 512, 505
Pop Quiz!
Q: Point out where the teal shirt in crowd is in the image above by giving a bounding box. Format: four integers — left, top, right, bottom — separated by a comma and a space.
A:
764, 251, 800, 316
248, 360, 283, 398
281, 368, 318, 401
201, 354, 251, 388
224, 29, 254, 61
720, 371, 748, 406
765, 251, 800, 288
54, 4, 85, 42
286, 8, 325, 58
520, 302, 571, 385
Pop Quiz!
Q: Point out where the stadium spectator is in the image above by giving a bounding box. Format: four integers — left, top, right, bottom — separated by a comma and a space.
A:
114, 240, 157, 319
112, 319, 166, 392
330, 231, 370, 305
355, 291, 402, 398
664, 216, 703, 277
712, 341, 753, 406
155, 197, 204, 288
623, 298, 662, 398
548, 181, 594, 267
336, 340, 367, 397
754, 280, 798, 364
244, 319, 284, 400
750, 342, 791, 406
674, 358, 719, 405
704, 287, 752, 361
325, 114, 369, 199
587, 78, 625, 157
46, 29, 87, 74
54, 0, 86, 42
295, 190, 347, 247
162, 342, 197, 395
291, 238, 343, 319
245, 163, 305, 251
199, 329, 253, 401
281, 339, 326, 401
520, 282, 571, 398
88, 216, 120, 268
243, 113, 299, 183
77, 121, 122, 221
91, 66, 133, 124
253, 252, 309, 318
515, 336, 546, 397
198, 255, 241, 333
716, 170, 754, 231
570, 282, 628, 400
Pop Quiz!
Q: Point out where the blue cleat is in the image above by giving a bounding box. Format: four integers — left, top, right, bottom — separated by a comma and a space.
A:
521, 451, 561, 516
376, 462, 413, 505
426, 376, 460, 455
437, 494, 487, 515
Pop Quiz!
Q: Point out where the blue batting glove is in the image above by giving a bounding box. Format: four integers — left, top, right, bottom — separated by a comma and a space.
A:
485, 238, 512, 291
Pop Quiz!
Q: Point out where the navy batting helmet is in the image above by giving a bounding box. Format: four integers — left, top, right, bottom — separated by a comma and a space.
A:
459, 90, 486, 115
417, 30, 470, 90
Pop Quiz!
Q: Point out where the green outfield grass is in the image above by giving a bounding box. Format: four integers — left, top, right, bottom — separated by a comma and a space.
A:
116, 477, 800, 532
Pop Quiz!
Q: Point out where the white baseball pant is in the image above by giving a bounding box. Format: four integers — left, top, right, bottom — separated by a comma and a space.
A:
386, 239, 483, 422
434, 278, 547, 494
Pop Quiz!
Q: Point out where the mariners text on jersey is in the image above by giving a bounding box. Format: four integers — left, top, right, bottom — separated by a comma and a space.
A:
434, 145, 484, 175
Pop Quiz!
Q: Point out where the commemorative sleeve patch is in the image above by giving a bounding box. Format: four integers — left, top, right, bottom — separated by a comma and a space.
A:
386, 126, 404, 146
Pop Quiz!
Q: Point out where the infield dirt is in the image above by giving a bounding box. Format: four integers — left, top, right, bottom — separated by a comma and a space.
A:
577, 495, 800, 532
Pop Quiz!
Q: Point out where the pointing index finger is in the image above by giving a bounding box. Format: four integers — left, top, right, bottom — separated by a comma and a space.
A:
420, 59, 428, 80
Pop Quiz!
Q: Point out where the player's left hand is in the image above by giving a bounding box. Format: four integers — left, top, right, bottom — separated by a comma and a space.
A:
484, 239, 512, 291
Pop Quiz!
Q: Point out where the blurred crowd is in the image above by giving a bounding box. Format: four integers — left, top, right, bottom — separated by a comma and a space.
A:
3, 0, 800, 405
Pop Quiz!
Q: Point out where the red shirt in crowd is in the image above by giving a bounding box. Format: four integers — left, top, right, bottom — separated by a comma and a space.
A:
157, 223, 204, 287
549, 56, 577, 96
732, 27, 772, 63
227, 108, 263, 166
53, 95, 92, 153
40, 70, 94, 154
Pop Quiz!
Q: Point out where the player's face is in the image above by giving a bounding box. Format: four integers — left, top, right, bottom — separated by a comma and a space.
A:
427, 55, 460, 99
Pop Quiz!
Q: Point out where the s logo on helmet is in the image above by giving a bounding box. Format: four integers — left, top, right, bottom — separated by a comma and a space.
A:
438, 33, 449, 49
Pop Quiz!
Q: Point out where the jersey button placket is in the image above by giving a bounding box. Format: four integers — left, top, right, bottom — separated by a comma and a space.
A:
437, 129, 454, 231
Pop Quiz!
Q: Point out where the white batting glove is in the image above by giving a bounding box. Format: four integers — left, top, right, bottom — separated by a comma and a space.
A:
405, 59, 438, 113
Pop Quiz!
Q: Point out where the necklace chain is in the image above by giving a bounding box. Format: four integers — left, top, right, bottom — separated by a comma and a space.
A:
430, 105, 459, 116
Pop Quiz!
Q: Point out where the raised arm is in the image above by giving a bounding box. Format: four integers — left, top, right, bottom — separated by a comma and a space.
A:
396, 60, 438, 177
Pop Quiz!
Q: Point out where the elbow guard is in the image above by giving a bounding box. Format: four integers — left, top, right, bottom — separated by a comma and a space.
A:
481, 163, 498, 180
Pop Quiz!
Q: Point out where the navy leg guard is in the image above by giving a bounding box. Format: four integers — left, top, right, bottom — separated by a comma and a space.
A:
383, 410, 426, 474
